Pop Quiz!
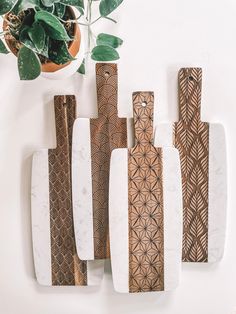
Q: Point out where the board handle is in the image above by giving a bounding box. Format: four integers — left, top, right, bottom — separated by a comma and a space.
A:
54, 95, 76, 153
178, 68, 202, 123
96, 63, 118, 118
132, 91, 154, 146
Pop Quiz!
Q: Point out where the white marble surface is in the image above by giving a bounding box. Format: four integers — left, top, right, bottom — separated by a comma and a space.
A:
162, 147, 183, 291
87, 260, 105, 286
109, 149, 129, 293
31, 149, 52, 286
72, 118, 94, 261
208, 123, 227, 263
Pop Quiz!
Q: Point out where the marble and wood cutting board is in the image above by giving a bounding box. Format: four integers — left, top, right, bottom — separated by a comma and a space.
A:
109, 91, 183, 293
31, 95, 104, 286
156, 68, 227, 263
72, 63, 128, 261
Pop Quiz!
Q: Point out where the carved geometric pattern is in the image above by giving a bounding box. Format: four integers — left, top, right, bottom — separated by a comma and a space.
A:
174, 68, 209, 262
90, 64, 128, 259
49, 96, 87, 285
128, 92, 164, 293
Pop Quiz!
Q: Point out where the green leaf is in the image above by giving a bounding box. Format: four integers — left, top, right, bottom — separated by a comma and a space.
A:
39, 1, 55, 12
99, 0, 123, 17
35, 11, 71, 41
54, 2, 66, 18
74, 5, 84, 15
39, 35, 49, 57
20, 36, 39, 54
12, 0, 40, 14
0, 39, 9, 54
91, 45, 119, 61
60, 0, 84, 8
18, 46, 41, 80
19, 25, 34, 48
96, 33, 123, 48
20, 25, 36, 47
48, 40, 75, 64
77, 58, 85, 74
28, 22, 46, 52
20, 25, 48, 57
41, 0, 55, 6
0, 0, 17, 15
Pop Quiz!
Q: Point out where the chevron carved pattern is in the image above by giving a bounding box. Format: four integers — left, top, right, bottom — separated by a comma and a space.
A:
90, 64, 127, 259
128, 92, 164, 293
49, 96, 87, 285
174, 68, 209, 262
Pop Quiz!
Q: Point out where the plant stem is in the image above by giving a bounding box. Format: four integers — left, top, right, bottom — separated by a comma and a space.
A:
87, 0, 92, 59
90, 16, 102, 25
77, 22, 88, 26
58, 17, 88, 26
104, 16, 117, 23
76, 13, 83, 20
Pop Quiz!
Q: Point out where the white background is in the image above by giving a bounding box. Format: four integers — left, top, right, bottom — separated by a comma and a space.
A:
0, 0, 236, 313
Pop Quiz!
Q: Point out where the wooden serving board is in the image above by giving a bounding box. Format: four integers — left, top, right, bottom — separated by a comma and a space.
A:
109, 92, 183, 293
31, 95, 104, 286
72, 63, 128, 260
156, 68, 227, 263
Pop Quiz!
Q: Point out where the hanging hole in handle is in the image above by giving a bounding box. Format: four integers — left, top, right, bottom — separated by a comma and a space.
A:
105, 71, 110, 77
141, 101, 147, 107
188, 76, 194, 82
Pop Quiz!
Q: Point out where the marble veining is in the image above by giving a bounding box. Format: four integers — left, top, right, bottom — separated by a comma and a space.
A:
72, 118, 94, 261
162, 147, 183, 290
31, 149, 52, 286
208, 124, 227, 263
109, 149, 129, 293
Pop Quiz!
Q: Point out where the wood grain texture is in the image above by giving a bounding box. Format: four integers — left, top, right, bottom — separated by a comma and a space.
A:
90, 64, 128, 259
128, 92, 164, 293
174, 68, 209, 262
49, 96, 87, 285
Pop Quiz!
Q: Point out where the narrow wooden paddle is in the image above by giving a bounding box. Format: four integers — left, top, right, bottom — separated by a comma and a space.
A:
156, 68, 227, 263
72, 63, 128, 261
109, 92, 183, 293
31, 95, 104, 286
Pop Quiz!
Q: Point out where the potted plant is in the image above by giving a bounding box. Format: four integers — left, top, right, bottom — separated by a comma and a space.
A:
0, 0, 124, 80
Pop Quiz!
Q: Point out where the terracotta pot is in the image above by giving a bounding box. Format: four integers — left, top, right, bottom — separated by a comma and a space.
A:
3, 7, 81, 73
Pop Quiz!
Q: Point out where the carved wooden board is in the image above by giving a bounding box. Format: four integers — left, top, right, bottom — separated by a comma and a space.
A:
72, 64, 128, 261
31, 95, 104, 286
174, 68, 209, 262
156, 68, 227, 263
109, 92, 183, 293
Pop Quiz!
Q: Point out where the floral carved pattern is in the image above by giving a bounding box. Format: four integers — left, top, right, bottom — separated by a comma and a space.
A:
128, 92, 164, 293
174, 68, 209, 262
